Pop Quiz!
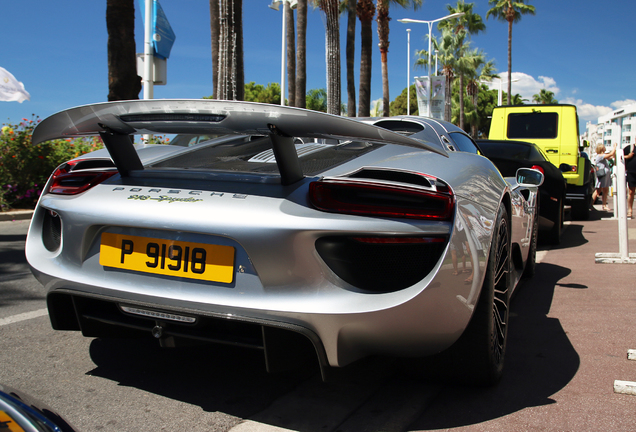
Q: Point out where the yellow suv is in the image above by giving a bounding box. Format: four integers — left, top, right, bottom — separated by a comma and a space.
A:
489, 104, 593, 220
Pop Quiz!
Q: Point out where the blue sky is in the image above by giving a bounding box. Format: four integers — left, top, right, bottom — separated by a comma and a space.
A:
1, 0, 634, 133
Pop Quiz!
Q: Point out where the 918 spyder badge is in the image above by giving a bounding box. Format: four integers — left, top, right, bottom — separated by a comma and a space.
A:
128, 194, 203, 203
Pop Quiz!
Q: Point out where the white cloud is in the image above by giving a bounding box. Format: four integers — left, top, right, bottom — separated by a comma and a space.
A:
483, 72, 559, 103
483, 71, 635, 125
561, 97, 612, 122
611, 99, 636, 109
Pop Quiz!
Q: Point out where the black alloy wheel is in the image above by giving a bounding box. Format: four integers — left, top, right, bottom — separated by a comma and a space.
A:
490, 207, 511, 368
428, 204, 512, 386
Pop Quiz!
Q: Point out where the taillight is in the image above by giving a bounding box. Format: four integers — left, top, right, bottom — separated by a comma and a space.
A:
46, 161, 117, 195
308, 178, 454, 220
530, 165, 545, 175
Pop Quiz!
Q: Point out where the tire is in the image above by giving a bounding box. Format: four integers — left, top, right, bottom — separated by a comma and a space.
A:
546, 197, 563, 245
571, 190, 591, 220
523, 210, 538, 279
435, 204, 512, 386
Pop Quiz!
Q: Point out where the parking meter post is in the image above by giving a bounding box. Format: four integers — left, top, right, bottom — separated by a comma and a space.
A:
616, 149, 629, 259
595, 147, 636, 264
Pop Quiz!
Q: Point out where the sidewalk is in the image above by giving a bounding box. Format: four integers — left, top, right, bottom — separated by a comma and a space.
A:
0, 210, 33, 222
407, 203, 636, 431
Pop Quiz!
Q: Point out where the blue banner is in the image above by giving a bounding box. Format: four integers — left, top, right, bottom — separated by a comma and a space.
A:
139, 0, 176, 59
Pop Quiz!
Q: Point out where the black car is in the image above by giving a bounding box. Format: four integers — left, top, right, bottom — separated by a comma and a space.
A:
477, 139, 567, 245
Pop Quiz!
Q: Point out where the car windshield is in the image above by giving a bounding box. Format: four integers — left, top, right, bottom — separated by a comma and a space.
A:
507, 112, 558, 139
479, 142, 547, 162
151, 134, 383, 176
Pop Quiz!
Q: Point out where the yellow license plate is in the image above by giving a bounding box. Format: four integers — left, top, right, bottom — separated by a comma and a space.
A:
100, 233, 235, 283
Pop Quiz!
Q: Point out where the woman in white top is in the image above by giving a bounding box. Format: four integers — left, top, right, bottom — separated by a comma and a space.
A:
592, 143, 617, 211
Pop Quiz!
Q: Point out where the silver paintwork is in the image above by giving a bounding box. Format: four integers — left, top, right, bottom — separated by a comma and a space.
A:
26, 100, 538, 371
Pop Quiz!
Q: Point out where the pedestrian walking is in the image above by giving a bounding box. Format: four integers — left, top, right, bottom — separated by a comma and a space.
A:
624, 142, 636, 218
592, 143, 617, 211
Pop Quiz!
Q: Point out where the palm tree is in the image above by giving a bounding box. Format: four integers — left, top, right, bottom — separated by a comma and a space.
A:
106, 0, 140, 101
345, 0, 357, 116
209, 0, 220, 99
319, 0, 341, 115
295, 0, 307, 108
465, 50, 497, 137
486, 0, 536, 105
438, 1, 485, 130
285, 1, 296, 107
376, 0, 422, 117
533, 89, 558, 104
357, 0, 375, 117
503, 92, 526, 105
217, 0, 244, 101
306, 88, 328, 112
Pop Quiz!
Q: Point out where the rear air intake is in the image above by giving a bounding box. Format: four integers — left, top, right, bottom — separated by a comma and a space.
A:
42, 209, 62, 251
316, 235, 447, 292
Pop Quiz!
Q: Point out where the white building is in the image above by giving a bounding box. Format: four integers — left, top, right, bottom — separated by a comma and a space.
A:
584, 103, 636, 152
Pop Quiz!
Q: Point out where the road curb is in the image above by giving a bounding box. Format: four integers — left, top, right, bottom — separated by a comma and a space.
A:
0, 210, 33, 222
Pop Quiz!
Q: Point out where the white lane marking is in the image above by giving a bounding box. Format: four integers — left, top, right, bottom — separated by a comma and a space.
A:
229, 421, 295, 432
0, 309, 48, 326
536, 250, 548, 263
614, 380, 636, 396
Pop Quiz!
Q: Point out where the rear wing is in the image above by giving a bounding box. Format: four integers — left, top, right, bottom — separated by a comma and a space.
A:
32, 100, 447, 185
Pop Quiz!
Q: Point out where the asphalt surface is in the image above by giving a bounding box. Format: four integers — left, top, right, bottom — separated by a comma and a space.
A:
1, 204, 635, 431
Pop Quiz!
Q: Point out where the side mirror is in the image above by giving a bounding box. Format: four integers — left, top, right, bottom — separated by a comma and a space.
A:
516, 167, 544, 187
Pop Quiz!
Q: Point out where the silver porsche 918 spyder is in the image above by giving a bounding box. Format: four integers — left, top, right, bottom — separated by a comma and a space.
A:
26, 100, 542, 385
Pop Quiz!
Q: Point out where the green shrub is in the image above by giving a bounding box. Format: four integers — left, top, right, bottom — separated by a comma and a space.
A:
0, 116, 104, 211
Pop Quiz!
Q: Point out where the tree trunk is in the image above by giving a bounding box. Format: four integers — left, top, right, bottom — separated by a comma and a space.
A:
106, 0, 140, 101
295, 0, 307, 108
322, 0, 340, 115
345, 0, 357, 117
471, 85, 479, 138
507, 19, 512, 106
217, 0, 244, 101
285, 1, 296, 107
210, 0, 220, 99
357, 0, 375, 117
444, 72, 453, 122
234, 0, 244, 101
376, 1, 390, 117
459, 73, 464, 129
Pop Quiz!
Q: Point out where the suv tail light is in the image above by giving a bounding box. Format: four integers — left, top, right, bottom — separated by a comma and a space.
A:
46, 161, 117, 195
530, 165, 545, 175
308, 177, 454, 221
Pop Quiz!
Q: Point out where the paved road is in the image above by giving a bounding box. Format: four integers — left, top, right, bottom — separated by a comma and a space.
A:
1, 211, 635, 431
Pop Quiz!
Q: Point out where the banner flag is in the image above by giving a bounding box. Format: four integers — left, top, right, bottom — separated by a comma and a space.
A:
414, 76, 445, 120
138, 0, 176, 59
0, 67, 30, 103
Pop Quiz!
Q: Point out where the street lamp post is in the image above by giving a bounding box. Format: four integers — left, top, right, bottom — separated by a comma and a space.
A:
398, 12, 464, 118
435, 49, 439, 75
495, 77, 519, 106
406, 28, 411, 116
478, 77, 519, 106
